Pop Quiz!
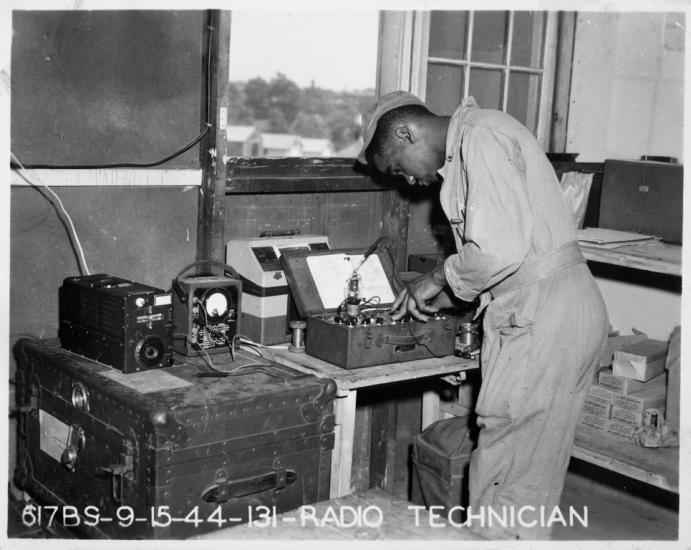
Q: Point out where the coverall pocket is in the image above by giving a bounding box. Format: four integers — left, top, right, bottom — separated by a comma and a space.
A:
489, 311, 533, 339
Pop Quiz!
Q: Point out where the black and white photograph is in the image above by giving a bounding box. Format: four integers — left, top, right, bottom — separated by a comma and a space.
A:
1, 0, 687, 547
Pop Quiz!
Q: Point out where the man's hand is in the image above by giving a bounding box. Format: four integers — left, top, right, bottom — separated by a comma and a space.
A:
390, 264, 450, 321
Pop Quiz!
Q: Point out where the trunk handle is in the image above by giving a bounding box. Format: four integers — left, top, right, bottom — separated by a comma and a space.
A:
200, 469, 298, 504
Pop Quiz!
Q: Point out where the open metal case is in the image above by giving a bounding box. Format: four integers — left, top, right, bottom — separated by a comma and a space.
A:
280, 247, 461, 369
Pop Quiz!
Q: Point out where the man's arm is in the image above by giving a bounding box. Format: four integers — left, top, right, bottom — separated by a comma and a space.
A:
444, 125, 534, 302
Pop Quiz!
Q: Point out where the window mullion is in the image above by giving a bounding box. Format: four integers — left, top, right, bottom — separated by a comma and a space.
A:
464, 11, 474, 99
502, 11, 514, 112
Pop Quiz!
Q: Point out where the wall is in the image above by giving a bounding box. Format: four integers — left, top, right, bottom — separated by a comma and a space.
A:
567, 12, 684, 162
224, 192, 384, 248
567, 12, 683, 341
10, 184, 199, 350
11, 10, 204, 168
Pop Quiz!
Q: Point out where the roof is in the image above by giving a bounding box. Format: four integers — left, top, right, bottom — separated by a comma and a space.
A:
301, 138, 333, 155
227, 125, 260, 142
262, 133, 302, 149
335, 137, 363, 158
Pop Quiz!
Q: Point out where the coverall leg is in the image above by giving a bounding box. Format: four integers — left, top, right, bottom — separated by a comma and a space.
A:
467, 262, 608, 539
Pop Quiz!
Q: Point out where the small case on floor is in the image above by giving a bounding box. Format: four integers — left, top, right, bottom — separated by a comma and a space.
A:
411, 415, 474, 512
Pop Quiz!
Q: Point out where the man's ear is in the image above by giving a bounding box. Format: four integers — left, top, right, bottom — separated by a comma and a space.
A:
393, 125, 414, 144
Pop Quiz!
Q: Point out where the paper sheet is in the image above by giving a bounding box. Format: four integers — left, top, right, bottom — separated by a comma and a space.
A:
577, 228, 659, 248
306, 253, 395, 309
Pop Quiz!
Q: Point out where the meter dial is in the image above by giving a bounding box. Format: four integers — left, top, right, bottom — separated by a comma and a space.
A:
201, 288, 233, 321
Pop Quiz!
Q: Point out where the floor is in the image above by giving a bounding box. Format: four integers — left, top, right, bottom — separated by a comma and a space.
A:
554, 459, 678, 540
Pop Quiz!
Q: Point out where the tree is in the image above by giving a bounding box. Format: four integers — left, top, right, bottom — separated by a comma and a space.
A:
266, 107, 289, 133
290, 112, 330, 138
227, 82, 253, 124
268, 73, 301, 125
244, 77, 271, 119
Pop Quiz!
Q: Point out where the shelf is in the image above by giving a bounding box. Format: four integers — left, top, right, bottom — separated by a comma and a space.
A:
579, 242, 681, 277
571, 431, 678, 493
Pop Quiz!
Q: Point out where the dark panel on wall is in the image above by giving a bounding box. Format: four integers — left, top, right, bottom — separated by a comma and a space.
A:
224, 192, 384, 249
10, 186, 198, 356
11, 10, 205, 168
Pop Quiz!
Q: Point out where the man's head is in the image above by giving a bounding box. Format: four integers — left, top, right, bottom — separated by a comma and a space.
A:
358, 91, 447, 186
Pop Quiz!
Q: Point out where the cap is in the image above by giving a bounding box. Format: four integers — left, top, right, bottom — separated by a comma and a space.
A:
357, 91, 425, 165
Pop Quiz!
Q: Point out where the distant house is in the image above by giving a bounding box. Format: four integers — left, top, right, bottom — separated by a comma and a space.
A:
335, 137, 363, 158
227, 125, 262, 157
301, 138, 334, 157
261, 133, 303, 157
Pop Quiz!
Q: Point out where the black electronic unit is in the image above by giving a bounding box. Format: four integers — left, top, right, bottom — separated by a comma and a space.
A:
172, 262, 242, 356
58, 274, 174, 373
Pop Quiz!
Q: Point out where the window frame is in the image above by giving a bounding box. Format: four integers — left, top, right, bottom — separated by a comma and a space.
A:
222, 10, 560, 189
408, 10, 558, 149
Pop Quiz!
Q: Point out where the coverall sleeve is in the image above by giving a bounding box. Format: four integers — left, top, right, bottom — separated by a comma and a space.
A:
444, 125, 534, 301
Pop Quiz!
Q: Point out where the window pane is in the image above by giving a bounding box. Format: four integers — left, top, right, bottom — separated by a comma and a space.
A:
511, 12, 545, 68
506, 71, 541, 134
227, 11, 378, 158
468, 68, 503, 110
425, 63, 465, 116
429, 11, 468, 60
471, 11, 508, 64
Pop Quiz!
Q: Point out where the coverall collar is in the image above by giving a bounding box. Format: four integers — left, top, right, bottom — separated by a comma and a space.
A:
437, 96, 479, 183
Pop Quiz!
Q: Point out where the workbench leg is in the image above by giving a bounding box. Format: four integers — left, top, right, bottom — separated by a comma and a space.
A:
421, 389, 440, 430
330, 389, 357, 498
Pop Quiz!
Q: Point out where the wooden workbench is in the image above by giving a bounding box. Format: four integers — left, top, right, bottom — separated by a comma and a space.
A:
265, 347, 477, 498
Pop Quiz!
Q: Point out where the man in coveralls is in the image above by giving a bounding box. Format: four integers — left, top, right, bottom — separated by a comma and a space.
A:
358, 91, 608, 539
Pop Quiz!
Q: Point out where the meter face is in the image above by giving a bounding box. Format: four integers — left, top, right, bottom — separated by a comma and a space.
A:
204, 291, 229, 317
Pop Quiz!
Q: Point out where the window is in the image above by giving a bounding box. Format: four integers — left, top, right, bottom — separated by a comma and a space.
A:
226, 11, 379, 158
408, 11, 558, 146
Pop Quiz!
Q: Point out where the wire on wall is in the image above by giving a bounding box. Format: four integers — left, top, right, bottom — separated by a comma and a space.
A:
9, 12, 216, 171
10, 151, 91, 276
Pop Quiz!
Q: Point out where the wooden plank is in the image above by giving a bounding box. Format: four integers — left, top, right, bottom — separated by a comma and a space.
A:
265, 348, 478, 391
421, 389, 440, 430
369, 397, 397, 490
350, 403, 373, 492
226, 176, 391, 194
10, 169, 202, 187
549, 12, 577, 153
193, 488, 488, 540
332, 390, 358, 497
382, 189, 410, 271
196, 10, 231, 266
571, 432, 679, 493
580, 242, 681, 277
225, 157, 400, 194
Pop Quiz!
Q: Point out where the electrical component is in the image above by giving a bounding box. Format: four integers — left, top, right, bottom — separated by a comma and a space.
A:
58, 274, 174, 373
172, 262, 242, 356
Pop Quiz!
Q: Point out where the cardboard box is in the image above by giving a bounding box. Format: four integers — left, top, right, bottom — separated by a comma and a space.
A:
597, 333, 649, 368
582, 399, 612, 419
605, 420, 638, 443
611, 404, 665, 426
598, 368, 667, 394
579, 413, 608, 430
612, 338, 668, 381
587, 384, 616, 404
612, 386, 666, 417
665, 326, 681, 432
575, 423, 605, 441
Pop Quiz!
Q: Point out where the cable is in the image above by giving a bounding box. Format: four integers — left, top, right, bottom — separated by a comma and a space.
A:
11, 152, 91, 276
10, 16, 215, 171
405, 318, 447, 359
